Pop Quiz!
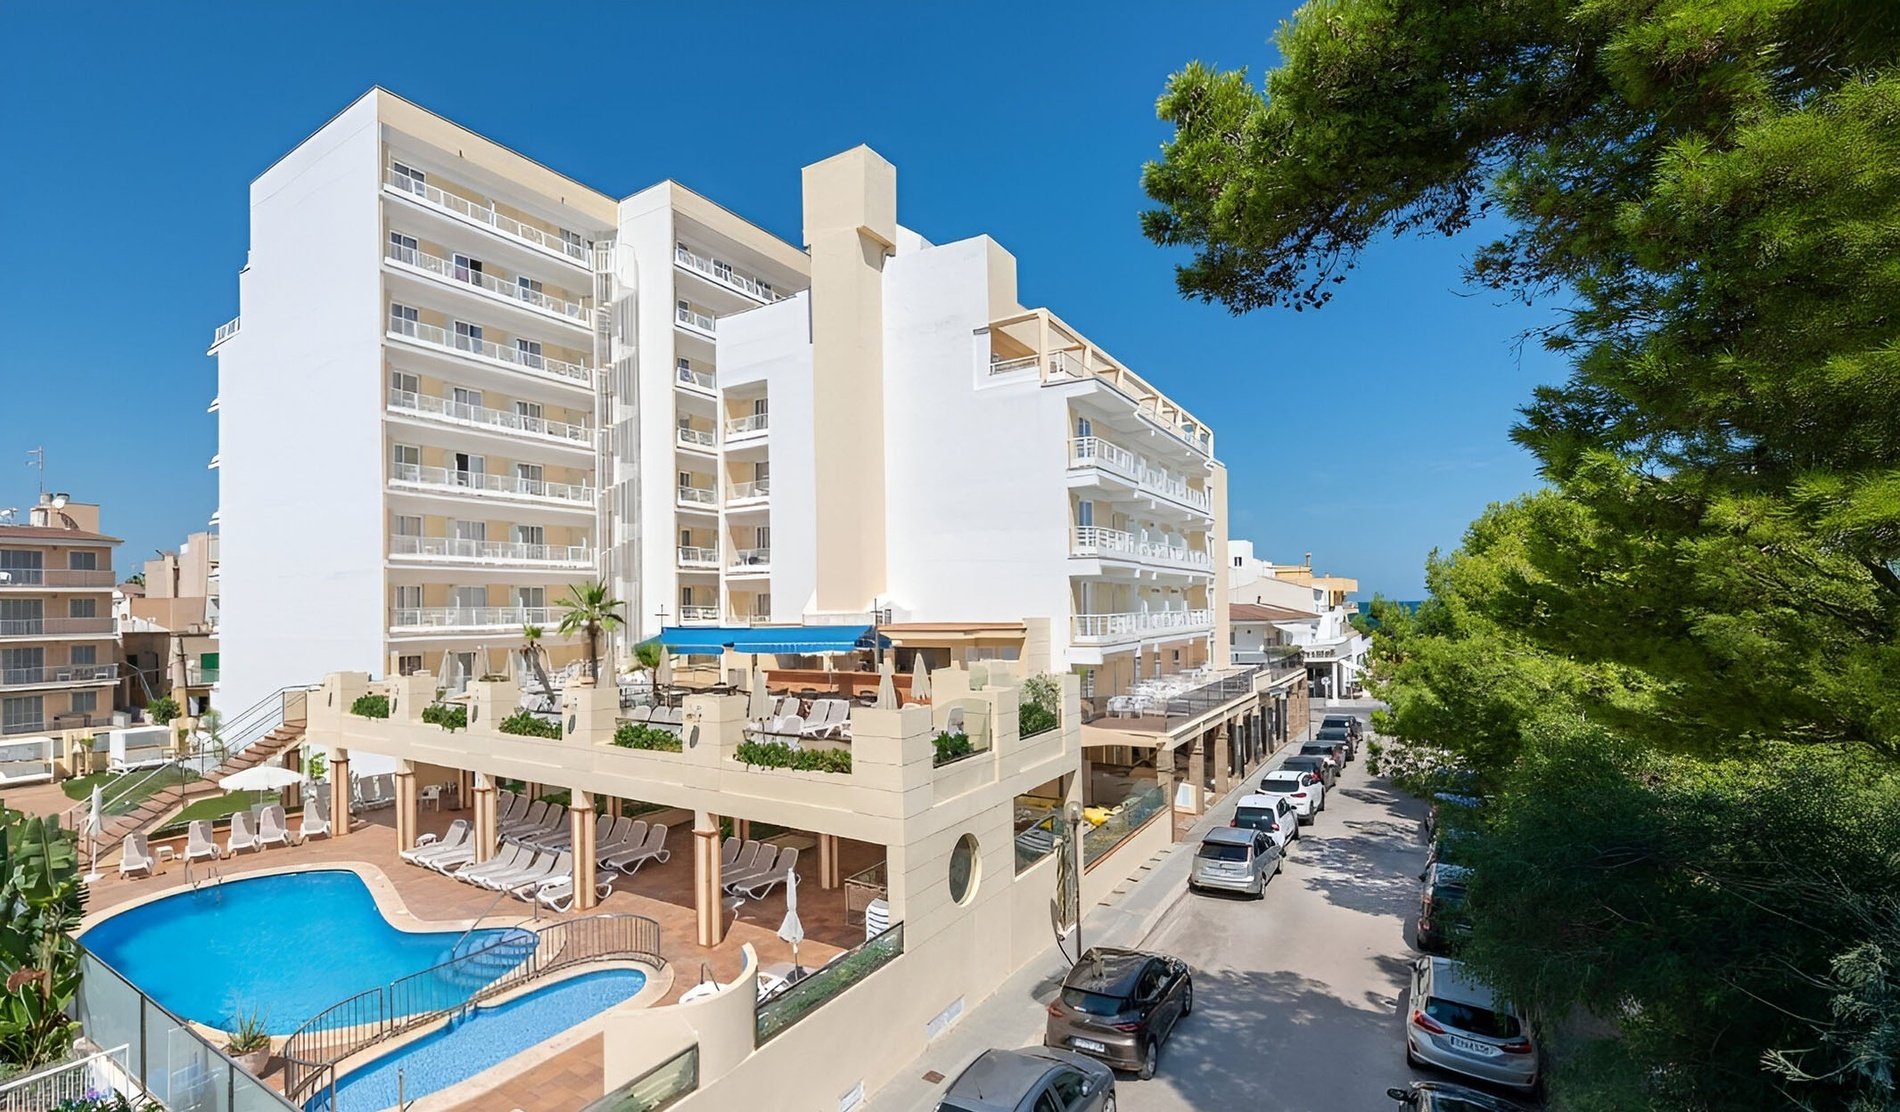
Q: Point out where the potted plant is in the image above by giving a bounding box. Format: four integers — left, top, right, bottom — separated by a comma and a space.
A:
224, 1005, 271, 1073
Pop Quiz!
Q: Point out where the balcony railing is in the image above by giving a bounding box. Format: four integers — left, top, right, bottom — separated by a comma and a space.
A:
0, 618, 116, 637
387, 318, 591, 387
988, 354, 1040, 377
391, 606, 557, 630
677, 485, 717, 507
678, 546, 720, 568
386, 389, 592, 447
729, 548, 771, 570
1070, 527, 1213, 572
0, 569, 116, 589
390, 462, 593, 506
676, 426, 717, 450
1141, 466, 1211, 512
1068, 437, 1141, 483
676, 365, 717, 392
1071, 609, 1214, 642
674, 245, 788, 304
728, 479, 770, 501
211, 316, 240, 348
674, 305, 718, 336
725, 413, 769, 438
0, 664, 118, 689
386, 166, 589, 265
384, 242, 589, 324
390, 535, 593, 567
679, 605, 719, 624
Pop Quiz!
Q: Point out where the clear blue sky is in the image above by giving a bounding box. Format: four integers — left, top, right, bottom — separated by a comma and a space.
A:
0, 1, 1559, 598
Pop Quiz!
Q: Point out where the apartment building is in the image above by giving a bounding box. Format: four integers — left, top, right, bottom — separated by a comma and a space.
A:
1226, 538, 1368, 698
716, 148, 1230, 695
120, 531, 220, 715
210, 89, 808, 712
0, 494, 121, 736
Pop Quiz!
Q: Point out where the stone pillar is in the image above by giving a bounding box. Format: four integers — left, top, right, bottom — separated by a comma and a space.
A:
693, 810, 724, 948
571, 790, 599, 911
1186, 738, 1205, 815
735, 818, 751, 843
1157, 762, 1178, 842
1214, 723, 1232, 797
472, 772, 498, 864
818, 833, 844, 889
329, 748, 351, 839
394, 763, 418, 852
457, 769, 474, 811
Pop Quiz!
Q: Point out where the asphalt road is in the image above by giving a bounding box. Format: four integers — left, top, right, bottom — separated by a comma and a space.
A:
1118, 742, 1437, 1112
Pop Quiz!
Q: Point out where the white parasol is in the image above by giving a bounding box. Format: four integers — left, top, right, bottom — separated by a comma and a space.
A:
874, 653, 897, 710
218, 764, 304, 793
748, 655, 771, 721
909, 656, 930, 703
777, 866, 805, 974
83, 786, 103, 883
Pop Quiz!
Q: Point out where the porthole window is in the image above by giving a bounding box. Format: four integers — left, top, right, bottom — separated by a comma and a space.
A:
948, 833, 980, 906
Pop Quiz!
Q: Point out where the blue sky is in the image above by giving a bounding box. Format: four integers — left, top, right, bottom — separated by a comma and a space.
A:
0, 2, 1559, 598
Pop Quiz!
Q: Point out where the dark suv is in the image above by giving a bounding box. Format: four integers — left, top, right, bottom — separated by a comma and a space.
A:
1321, 713, 1364, 741
1279, 754, 1336, 789
1314, 725, 1357, 760
1044, 948, 1194, 1080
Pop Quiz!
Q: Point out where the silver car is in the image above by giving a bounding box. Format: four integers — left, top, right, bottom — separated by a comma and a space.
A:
1189, 826, 1281, 898
937, 1047, 1116, 1112
1405, 956, 1538, 1092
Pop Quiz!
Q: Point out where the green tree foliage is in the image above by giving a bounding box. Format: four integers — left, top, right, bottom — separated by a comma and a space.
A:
0, 807, 85, 1070
556, 582, 626, 681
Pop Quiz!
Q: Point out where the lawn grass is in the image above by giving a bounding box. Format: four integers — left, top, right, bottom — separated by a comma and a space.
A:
60, 766, 201, 814
151, 790, 302, 838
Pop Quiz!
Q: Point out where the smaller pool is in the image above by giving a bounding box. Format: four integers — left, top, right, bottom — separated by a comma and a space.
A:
310, 969, 648, 1112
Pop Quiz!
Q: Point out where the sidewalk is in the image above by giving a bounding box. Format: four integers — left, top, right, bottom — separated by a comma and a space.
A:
864, 766, 1281, 1112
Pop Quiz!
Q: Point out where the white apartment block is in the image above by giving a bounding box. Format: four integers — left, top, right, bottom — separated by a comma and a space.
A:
1226, 538, 1369, 698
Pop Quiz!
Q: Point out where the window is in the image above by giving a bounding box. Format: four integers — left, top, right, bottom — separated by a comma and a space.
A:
516, 587, 545, 611
679, 528, 695, 548
0, 550, 42, 585
68, 598, 97, 619
561, 229, 583, 253
452, 452, 483, 481
452, 586, 486, 610
754, 593, 771, 618
755, 525, 771, 550
450, 386, 482, 415
1234, 556, 1243, 567
398, 654, 424, 676
394, 585, 422, 611
391, 161, 425, 193
679, 586, 694, 609
947, 833, 980, 905
1048, 1070, 1088, 1108
0, 599, 43, 631
389, 231, 418, 265
452, 519, 486, 542
1076, 500, 1093, 528
2, 696, 44, 733
451, 253, 483, 282
516, 275, 543, 302
70, 646, 95, 666
513, 525, 544, 546
68, 550, 98, 570
514, 400, 543, 422
388, 302, 419, 335
515, 463, 543, 490
453, 321, 483, 350
69, 691, 97, 715
1033, 1093, 1061, 1112
755, 461, 770, 483
1, 648, 42, 674
713, 258, 733, 281
389, 370, 419, 397
753, 396, 769, 417
1075, 416, 1092, 439
516, 338, 543, 367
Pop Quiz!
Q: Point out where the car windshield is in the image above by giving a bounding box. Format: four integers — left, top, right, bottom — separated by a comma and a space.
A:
1301, 746, 1332, 756
1425, 997, 1521, 1039
1317, 729, 1349, 739
1260, 777, 1302, 793
1234, 807, 1277, 827
1060, 987, 1128, 1015
1323, 717, 1352, 728
1198, 842, 1250, 862
1434, 883, 1468, 906
1283, 758, 1322, 772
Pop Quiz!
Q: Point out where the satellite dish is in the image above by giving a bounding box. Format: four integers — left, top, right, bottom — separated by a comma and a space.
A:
50, 494, 68, 509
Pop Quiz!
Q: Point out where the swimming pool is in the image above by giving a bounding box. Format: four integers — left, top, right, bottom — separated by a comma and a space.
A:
80, 870, 533, 1034
307, 969, 648, 1112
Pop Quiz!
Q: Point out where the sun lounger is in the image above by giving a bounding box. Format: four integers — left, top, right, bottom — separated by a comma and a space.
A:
944, 706, 966, 737
225, 810, 260, 856
798, 700, 842, 738
423, 836, 485, 875
454, 842, 533, 886
503, 850, 572, 898
731, 848, 799, 899
533, 870, 616, 912
400, 819, 471, 865
184, 820, 220, 864
720, 836, 741, 868
501, 798, 548, 833
592, 816, 634, 858
624, 706, 652, 723
119, 832, 156, 878
258, 805, 293, 849
471, 848, 549, 891
726, 839, 763, 877
298, 796, 332, 843
601, 824, 670, 876
722, 844, 781, 894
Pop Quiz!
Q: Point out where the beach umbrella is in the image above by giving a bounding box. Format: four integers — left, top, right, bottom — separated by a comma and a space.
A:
655, 645, 673, 691
477, 644, 494, 681
874, 654, 897, 710
909, 656, 930, 703
83, 786, 103, 883
218, 765, 304, 793
435, 651, 459, 698
777, 867, 805, 973
748, 655, 771, 721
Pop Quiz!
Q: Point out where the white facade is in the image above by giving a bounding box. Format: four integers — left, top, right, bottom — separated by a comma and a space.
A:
1226, 538, 1369, 698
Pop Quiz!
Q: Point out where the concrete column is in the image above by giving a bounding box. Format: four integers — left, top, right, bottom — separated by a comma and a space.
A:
1186, 738, 1205, 815
329, 749, 351, 838
571, 790, 599, 911
457, 769, 474, 811
472, 773, 497, 864
735, 818, 751, 842
1214, 724, 1232, 797
1158, 763, 1178, 842
693, 810, 724, 948
394, 764, 417, 852
818, 833, 844, 889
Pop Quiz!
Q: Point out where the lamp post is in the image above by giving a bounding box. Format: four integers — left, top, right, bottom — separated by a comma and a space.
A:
1065, 799, 1085, 961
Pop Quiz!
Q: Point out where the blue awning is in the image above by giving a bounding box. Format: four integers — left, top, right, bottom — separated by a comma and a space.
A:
646, 625, 888, 656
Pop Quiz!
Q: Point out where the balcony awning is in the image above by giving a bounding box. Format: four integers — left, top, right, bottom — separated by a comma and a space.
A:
645, 625, 889, 656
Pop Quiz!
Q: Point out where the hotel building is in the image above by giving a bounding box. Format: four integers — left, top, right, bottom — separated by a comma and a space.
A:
0, 494, 121, 737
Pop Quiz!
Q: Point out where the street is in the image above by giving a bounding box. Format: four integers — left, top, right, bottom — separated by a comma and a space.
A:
1119, 746, 1437, 1111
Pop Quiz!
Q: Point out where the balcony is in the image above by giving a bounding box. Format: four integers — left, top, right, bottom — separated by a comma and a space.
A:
725, 413, 769, 441
389, 463, 593, 508
0, 569, 116, 590
0, 618, 116, 638
674, 245, 789, 305
186, 666, 219, 686
1068, 437, 1141, 484
386, 389, 593, 450
384, 242, 589, 327
679, 605, 720, 624
387, 318, 592, 389
677, 485, 718, 510
0, 664, 118, 690
385, 166, 589, 267
390, 606, 556, 632
208, 316, 240, 353
727, 479, 770, 504
728, 548, 771, 575
390, 535, 593, 568
674, 304, 718, 339
1071, 609, 1214, 644
676, 426, 718, 453
1139, 466, 1212, 514
1070, 527, 1213, 574
678, 546, 721, 569
676, 365, 718, 394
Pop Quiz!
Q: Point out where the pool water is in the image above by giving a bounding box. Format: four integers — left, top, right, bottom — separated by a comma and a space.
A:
309, 969, 648, 1112
80, 870, 531, 1034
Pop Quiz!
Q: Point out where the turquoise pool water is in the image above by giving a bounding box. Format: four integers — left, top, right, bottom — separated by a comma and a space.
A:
80, 870, 532, 1034
308, 969, 648, 1112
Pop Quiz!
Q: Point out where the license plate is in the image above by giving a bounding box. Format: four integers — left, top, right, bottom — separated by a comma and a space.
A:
1070, 1037, 1107, 1054
1449, 1036, 1500, 1057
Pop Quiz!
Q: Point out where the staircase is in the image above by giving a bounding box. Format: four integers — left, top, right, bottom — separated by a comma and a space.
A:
91, 721, 307, 853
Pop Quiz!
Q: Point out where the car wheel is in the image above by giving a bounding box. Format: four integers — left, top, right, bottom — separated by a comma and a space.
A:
1138, 1036, 1160, 1081
1182, 979, 1193, 1016
1276, 851, 1284, 875
1102, 1096, 1116, 1112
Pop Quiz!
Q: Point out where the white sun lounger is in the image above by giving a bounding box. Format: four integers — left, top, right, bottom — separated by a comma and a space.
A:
601, 824, 670, 876
225, 810, 260, 856
119, 832, 157, 878
731, 848, 800, 899
184, 820, 220, 864
400, 819, 471, 865
298, 797, 332, 843
533, 870, 616, 912
257, 805, 292, 849
454, 842, 533, 885
592, 816, 634, 858
722, 844, 781, 894
719, 836, 741, 868
595, 819, 645, 865
726, 839, 763, 877
501, 799, 550, 835
503, 850, 572, 898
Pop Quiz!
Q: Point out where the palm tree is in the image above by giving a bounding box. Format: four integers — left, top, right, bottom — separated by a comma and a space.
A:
520, 625, 555, 696
555, 582, 626, 681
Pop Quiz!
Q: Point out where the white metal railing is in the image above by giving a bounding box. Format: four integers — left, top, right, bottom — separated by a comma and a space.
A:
674, 245, 788, 303
389, 462, 593, 505
729, 547, 771, 570
0, 1044, 137, 1110
211, 316, 240, 347
0, 569, 116, 589
988, 354, 1039, 376
679, 605, 720, 623
675, 304, 718, 335
728, 479, 770, 500
676, 426, 717, 449
1140, 466, 1211, 512
0, 618, 114, 637
387, 318, 591, 387
725, 413, 769, 437
390, 535, 592, 566
386, 389, 592, 446
1068, 436, 1141, 482
0, 664, 117, 688
391, 606, 557, 630
678, 546, 720, 567
384, 242, 589, 324
676, 365, 717, 391
1070, 527, 1214, 572
0, 720, 47, 736
386, 166, 588, 265
677, 485, 717, 506
1071, 609, 1215, 642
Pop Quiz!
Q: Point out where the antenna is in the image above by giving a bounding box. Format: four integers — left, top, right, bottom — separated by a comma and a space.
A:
24, 447, 43, 495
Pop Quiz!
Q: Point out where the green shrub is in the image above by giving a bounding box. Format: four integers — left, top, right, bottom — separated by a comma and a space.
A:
349, 694, 390, 719
499, 710, 561, 738
147, 695, 181, 725
1018, 673, 1061, 737
420, 703, 466, 731
613, 722, 683, 752
735, 739, 852, 774
932, 731, 975, 766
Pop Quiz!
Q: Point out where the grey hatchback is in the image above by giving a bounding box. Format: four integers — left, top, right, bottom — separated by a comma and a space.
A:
1189, 826, 1282, 897
938, 1047, 1116, 1112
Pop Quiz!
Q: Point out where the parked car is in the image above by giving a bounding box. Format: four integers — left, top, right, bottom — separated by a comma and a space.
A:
1314, 725, 1357, 760
1300, 741, 1348, 773
1190, 826, 1281, 898
1406, 956, 1539, 1093
1045, 947, 1194, 1080
937, 1047, 1116, 1112
1424, 791, 1485, 841
1232, 792, 1301, 850
1279, 754, 1337, 790
1386, 1080, 1530, 1111
1258, 769, 1325, 821
1321, 713, 1364, 742
1417, 862, 1472, 953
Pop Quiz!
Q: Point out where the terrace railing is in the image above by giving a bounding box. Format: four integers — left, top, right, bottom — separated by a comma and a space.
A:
583, 1044, 699, 1111
755, 922, 904, 1046
1081, 782, 1168, 869
0, 1044, 140, 1111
